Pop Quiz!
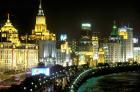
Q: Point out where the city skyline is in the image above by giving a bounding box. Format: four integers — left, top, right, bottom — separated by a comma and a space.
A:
0, 0, 140, 38
0, 1, 140, 92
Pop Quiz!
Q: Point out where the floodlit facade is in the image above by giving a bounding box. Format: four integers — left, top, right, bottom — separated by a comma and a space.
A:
103, 23, 134, 63
56, 34, 72, 66
77, 23, 97, 66
98, 48, 105, 63
60, 41, 72, 66
108, 43, 121, 63
33, 1, 56, 65
0, 14, 38, 72
21, 1, 57, 65
106, 22, 122, 63
133, 47, 140, 63
39, 40, 56, 65
118, 26, 133, 61
29, 1, 56, 41
92, 36, 99, 60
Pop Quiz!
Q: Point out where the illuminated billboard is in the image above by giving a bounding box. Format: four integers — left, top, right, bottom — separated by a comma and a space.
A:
81, 23, 91, 30
82, 23, 91, 27
31, 68, 50, 76
60, 34, 67, 41
118, 28, 128, 39
133, 38, 138, 44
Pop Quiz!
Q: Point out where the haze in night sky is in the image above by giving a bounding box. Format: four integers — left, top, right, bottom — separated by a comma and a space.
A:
0, 0, 140, 39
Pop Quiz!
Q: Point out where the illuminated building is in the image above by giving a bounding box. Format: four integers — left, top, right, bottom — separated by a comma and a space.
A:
56, 34, 72, 66
133, 38, 140, 62
81, 23, 92, 38
107, 22, 121, 63
77, 23, 95, 66
102, 43, 110, 63
118, 28, 128, 40
0, 14, 20, 45
68, 36, 78, 54
103, 23, 134, 63
108, 43, 121, 63
92, 36, 99, 59
118, 26, 133, 61
134, 47, 140, 63
60, 41, 72, 66
38, 40, 56, 65
0, 14, 38, 72
91, 36, 99, 66
68, 39, 78, 65
70, 40, 77, 53
98, 48, 105, 64
125, 27, 134, 60
29, 0, 56, 41
22, 0, 57, 65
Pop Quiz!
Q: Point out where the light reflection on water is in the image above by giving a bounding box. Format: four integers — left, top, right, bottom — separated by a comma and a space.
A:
78, 72, 140, 92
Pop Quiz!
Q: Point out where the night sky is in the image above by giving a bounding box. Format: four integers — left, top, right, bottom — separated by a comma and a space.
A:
0, 0, 140, 39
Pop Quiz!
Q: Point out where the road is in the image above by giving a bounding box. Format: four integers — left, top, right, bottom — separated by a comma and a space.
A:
0, 72, 26, 89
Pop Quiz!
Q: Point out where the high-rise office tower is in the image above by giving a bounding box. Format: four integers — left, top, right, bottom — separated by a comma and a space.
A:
77, 23, 94, 65
108, 22, 121, 63
92, 36, 99, 63
56, 34, 72, 66
118, 26, 133, 62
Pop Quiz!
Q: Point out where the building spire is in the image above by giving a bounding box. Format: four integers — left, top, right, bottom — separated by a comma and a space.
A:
113, 20, 117, 29
39, 0, 42, 9
38, 0, 44, 16
7, 13, 10, 22
111, 21, 118, 36
5, 13, 12, 26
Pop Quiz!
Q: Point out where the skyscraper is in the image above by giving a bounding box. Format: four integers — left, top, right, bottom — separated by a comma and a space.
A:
92, 36, 99, 64
108, 22, 121, 63
77, 23, 94, 66
55, 34, 72, 66
118, 26, 133, 62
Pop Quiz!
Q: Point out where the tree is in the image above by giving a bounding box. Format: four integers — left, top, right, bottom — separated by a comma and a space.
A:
38, 62, 45, 68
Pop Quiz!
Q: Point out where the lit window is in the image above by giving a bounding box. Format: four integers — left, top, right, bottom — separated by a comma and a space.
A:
2, 34, 6, 37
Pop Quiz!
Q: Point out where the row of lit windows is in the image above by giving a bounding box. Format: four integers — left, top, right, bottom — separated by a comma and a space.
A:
0, 43, 38, 49
0, 59, 11, 63
2, 33, 6, 37
1, 33, 18, 38
0, 52, 37, 59
0, 50, 12, 54
0, 55, 12, 59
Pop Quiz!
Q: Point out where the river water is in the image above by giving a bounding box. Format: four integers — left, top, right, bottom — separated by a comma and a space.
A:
78, 72, 140, 92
